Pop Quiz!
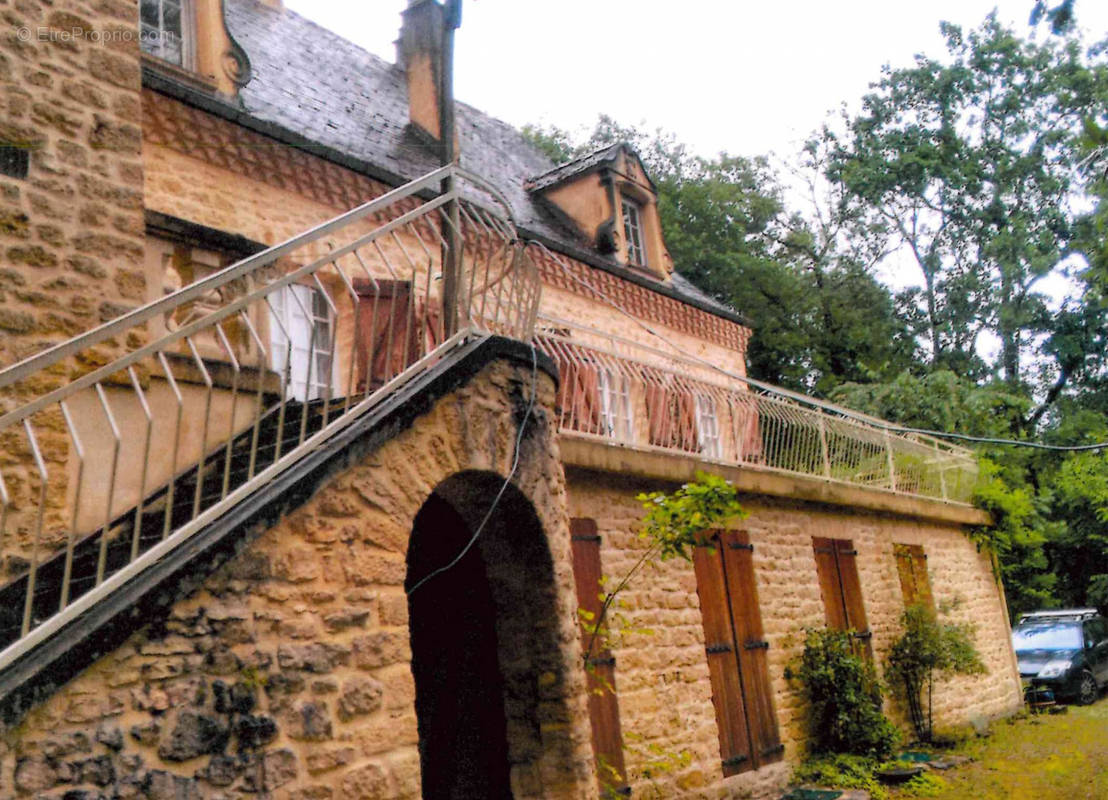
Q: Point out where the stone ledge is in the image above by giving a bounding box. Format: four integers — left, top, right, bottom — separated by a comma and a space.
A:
560, 437, 991, 527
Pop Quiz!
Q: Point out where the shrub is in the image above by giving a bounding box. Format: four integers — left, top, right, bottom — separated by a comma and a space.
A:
792, 626, 899, 758
885, 603, 986, 743
792, 754, 888, 800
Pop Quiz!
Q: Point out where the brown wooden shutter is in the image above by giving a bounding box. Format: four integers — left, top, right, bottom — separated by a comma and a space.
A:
693, 532, 753, 776
675, 386, 699, 453
354, 279, 419, 390
645, 381, 675, 447
894, 543, 934, 612
833, 540, 873, 659
728, 395, 763, 463
812, 536, 849, 630
558, 360, 601, 434
718, 530, 782, 764
569, 518, 628, 793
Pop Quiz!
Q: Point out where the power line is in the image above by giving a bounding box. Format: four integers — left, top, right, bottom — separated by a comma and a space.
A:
406, 340, 539, 596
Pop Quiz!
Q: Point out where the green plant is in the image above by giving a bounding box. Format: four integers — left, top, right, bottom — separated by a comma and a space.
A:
581, 472, 745, 665
791, 627, 899, 758
900, 771, 948, 797
792, 754, 888, 800
885, 603, 986, 743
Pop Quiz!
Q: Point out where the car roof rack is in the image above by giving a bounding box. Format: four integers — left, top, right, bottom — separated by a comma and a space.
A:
1018, 608, 1100, 622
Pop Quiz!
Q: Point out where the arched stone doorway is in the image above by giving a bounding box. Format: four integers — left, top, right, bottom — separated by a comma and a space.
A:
405, 471, 568, 799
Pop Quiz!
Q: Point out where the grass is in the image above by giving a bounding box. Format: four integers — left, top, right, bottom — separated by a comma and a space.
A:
888, 700, 1108, 800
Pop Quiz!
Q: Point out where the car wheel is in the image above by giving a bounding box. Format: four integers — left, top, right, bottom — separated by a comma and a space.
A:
1077, 671, 1098, 705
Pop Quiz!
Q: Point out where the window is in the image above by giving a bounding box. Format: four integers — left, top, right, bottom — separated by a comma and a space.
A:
569, 518, 629, 795
621, 197, 646, 267
812, 537, 873, 658
140, 0, 188, 67
269, 284, 334, 401
693, 529, 782, 775
598, 368, 633, 442
695, 393, 722, 459
893, 544, 934, 612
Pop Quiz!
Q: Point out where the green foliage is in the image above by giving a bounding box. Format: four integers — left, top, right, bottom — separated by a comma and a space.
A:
900, 771, 949, 797
792, 754, 889, 800
971, 458, 1059, 614
518, 123, 576, 164
886, 604, 986, 743
824, 15, 1108, 389
792, 627, 900, 758
636, 472, 747, 561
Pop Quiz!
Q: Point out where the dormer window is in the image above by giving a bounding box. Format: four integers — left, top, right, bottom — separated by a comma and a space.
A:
526, 142, 673, 278
622, 198, 647, 267
141, 0, 189, 67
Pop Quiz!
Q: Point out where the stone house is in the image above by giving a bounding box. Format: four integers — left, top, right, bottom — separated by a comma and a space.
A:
0, 0, 1023, 797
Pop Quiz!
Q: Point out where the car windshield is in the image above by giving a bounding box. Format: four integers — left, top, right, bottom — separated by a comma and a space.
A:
1013, 622, 1082, 652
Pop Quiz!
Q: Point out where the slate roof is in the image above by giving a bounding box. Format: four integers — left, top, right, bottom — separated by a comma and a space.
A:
524, 142, 623, 193
221, 0, 742, 323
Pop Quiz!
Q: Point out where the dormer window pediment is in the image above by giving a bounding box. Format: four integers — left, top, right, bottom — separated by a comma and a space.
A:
525, 143, 673, 280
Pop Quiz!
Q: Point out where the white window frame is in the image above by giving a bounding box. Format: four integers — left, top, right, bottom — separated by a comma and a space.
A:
621, 197, 647, 267
598, 368, 633, 443
695, 393, 722, 459
269, 284, 336, 402
140, 0, 193, 69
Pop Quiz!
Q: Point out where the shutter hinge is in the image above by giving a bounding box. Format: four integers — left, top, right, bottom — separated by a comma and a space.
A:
853, 630, 873, 641
572, 535, 601, 542
705, 642, 733, 655
587, 655, 616, 667
728, 542, 754, 551
761, 743, 785, 757
813, 546, 834, 554
743, 640, 769, 651
721, 754, 749, 768
840, 549, 859, 556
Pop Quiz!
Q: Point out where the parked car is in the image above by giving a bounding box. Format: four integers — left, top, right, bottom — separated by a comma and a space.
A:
1013, 609, 1108, 705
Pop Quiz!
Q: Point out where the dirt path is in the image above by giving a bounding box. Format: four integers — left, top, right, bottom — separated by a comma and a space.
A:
890, 700, 1108, 800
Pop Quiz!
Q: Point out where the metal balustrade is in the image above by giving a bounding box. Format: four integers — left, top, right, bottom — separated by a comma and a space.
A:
0, 166, 541, 667
536, 316, 978, 504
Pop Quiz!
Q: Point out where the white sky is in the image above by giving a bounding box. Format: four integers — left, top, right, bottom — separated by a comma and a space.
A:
284, 0, 1108, 161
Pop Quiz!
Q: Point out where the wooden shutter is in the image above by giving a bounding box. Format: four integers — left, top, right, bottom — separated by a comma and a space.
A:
675, 385, 699, 453
693, 532, 753, 776
569, 518, 628, 793
353, 279, 419, 390
718, 530, 782, 764
728, 395, 763, 463
813, 537, 872, 659
812, 536, 849, 630
645, 382, 675, 447
558, 360, 601, 434
894, 543, 934, 612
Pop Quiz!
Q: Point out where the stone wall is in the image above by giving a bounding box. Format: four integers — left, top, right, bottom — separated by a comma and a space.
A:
1, 358, 599, 799
0, 0, 146, 578
565, 471, 1022, 799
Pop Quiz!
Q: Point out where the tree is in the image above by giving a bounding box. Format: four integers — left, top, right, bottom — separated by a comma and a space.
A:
824, 15, 1108, 409
885, 604, 985, 743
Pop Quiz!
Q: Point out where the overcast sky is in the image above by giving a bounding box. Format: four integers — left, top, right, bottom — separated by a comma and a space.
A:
284, 0, 1108, 161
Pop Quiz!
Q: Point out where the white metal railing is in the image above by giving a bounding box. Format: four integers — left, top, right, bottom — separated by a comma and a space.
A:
536, 316, 977, 504
0, 166, 541, 667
